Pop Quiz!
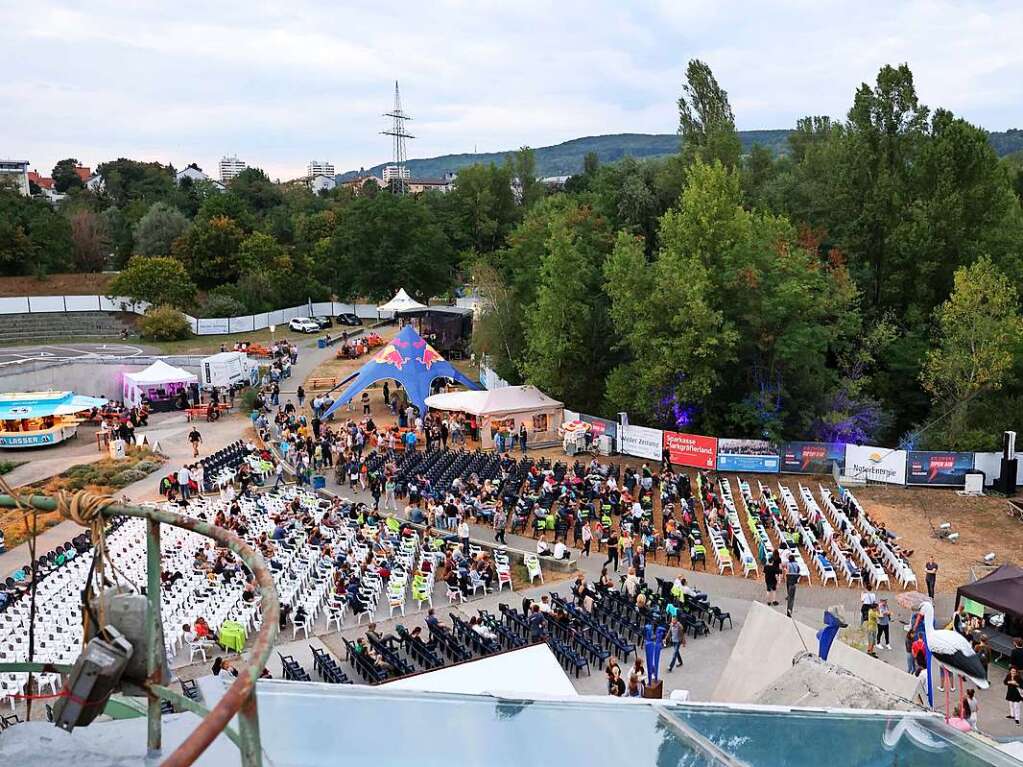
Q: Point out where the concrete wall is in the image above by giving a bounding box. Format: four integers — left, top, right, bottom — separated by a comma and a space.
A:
0, 358, 203, 400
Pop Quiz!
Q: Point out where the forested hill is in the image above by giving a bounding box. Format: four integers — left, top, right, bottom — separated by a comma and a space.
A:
339, 128, 1023, 180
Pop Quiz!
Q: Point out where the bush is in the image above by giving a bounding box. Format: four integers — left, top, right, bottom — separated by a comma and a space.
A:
133, 460, 160, 473
110, 469, 147, 487
200, 293, 247, 318
109, 256, 197, 310
139, 305, 192, 341
239, 388, 260, 412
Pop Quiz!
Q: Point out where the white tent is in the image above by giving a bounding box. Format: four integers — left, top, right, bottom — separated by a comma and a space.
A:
378, 288, 427, 313
122, 360, 198, 406
425, 385, 562, 416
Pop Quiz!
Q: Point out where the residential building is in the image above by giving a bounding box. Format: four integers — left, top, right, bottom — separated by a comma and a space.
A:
307, 160, 334, 177
407, 173, 456, 194
73, 166, 91, 183
176, 163, 209, 184
382, 164, 410, 184
85, 173, 104, 192
0, 160, 30, 196
309, 174, 336, 194
219, 155, 247, 183
27, 170, 54, 191
339, 174, 385, 195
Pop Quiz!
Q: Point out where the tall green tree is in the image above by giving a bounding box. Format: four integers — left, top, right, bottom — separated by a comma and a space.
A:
52, 158, 85, 193
109, 256, 197, 309
133, 202, 190, 257
172, 215, 245, 288
448, 163, 519, 253
677, 59, 742, 168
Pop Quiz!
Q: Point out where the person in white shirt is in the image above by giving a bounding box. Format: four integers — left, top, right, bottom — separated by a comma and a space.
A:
860, 589, 878, 624
177, 465, 192, 501
553, 541, 569, 560
538, 595, 553, 614
536, 536, 551, 556
457, 518, 471, 555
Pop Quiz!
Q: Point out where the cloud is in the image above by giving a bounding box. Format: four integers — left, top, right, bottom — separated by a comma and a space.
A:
2, 0, 1021, 179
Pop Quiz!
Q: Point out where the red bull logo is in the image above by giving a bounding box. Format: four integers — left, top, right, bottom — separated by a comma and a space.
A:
374, 343, 409, 370
419, 344, 443, 369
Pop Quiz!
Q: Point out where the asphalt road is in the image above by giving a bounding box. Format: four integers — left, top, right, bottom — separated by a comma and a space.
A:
0, 342, 151, 366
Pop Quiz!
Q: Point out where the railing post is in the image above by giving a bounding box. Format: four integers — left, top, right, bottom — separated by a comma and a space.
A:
237, 691, 264, 767
146, 517, 163, 757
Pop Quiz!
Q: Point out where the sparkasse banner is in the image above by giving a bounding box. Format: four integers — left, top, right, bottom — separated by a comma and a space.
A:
663, 431, 718, 469
844, 444, 907, 485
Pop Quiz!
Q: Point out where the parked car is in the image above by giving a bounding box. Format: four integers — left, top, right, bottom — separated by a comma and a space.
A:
336, 313, 364, 326
311, 315, 333, 329
289, 317, 321, 333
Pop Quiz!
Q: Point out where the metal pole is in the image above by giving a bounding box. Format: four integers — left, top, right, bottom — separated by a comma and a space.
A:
146, 517, 163, 756
237, 690, 263, 766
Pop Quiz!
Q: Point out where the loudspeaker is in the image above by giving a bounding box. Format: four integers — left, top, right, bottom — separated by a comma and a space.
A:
998, 458, 1018, 495
1004, 431, 1017, 461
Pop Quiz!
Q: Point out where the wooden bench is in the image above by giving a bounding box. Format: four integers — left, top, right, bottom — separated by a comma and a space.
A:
307, 377, 339, 390
186, 404, 231, 421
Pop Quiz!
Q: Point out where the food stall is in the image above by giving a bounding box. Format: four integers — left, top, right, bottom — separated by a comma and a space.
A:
424, 385, 564, 449
123, 360, 198, 411
0, 391, 107, 449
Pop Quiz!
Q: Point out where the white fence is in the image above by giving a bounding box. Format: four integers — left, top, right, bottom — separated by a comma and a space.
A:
0, 295, 394, 336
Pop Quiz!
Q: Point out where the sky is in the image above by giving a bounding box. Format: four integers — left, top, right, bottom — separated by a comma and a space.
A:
2, 0, 1022, 181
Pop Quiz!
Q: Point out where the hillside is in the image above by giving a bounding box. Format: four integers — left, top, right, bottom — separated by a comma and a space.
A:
340, 128, 1023, 181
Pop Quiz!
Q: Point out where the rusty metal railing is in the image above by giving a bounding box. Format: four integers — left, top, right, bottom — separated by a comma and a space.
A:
0, 494, 280, 767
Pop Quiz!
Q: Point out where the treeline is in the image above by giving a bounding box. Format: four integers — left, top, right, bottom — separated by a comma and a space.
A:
473, 62, 1023, 452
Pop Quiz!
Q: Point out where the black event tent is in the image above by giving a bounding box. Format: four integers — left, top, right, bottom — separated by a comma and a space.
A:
955, 563, 1023, 617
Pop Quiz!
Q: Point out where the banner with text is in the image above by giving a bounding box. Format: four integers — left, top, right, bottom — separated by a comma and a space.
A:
780, 441, 846, 475
906, 451, 975, 486
664, 431, 718, 469
844, 445, 907, 485
716, 438, 779, 473
621, 424, 663, 461
579, 413, 618, 441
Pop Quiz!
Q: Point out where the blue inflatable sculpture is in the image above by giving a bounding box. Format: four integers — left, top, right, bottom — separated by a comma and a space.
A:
816, 608, 847, 661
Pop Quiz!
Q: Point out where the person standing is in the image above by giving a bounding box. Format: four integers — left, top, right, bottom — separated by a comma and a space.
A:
667, 616, 685, 671
297, 385, 305, 408
784, 554, 800, 618
519, 423, 528, 453
877, 599, 892, 650
177, 464, 191, 502
581, 521, 592, 557
1005, 667, 1022, 725
865, 602, 879, 657
904, 622, 918, 674
764, 552, 781, 606
925, 555, 938, 599
458, 516, 471, 555
493, 505, 507, 545
1010, 637, 1023, 672
603, 528, 620, 573
188, 426, 203, 458
860, 587, 878, 625
384, 476, 397, 511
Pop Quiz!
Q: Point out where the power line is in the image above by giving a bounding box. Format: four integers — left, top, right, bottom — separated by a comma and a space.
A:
381, 81, 414, 195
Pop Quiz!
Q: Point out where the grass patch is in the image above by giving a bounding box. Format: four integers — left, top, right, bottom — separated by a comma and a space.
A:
0, 446, 165, 550
0, 460, 25, 475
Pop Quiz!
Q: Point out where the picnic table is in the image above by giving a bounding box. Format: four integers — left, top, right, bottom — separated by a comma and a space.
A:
186, 404, 231, 421
307, 377, 339, 390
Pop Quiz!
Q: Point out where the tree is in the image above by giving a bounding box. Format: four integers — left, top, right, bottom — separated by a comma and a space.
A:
448, 163, 519, 253
52, 158, 85, 193
109, 256, 197, 309
228, 168, 283, 214
172, 215, 245, 288
95, 159, 177, 208
921, 257, 1023, 445
138, 305, 191, 340
133, 202, 190, 257
238, 231, 287, 273
0, 190, 73, 275
508, 147, 543, 208
677, 59, 742, 168
68, 208, 110, 271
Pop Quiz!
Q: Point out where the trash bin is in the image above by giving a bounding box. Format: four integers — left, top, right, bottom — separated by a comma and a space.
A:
317, 338, 327, 349
312, 474, 326, 490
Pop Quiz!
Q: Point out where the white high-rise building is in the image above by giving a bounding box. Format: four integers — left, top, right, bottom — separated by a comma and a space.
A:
307, 160, 334, 177
382, 165, 410, 184
219, 155, 247, 183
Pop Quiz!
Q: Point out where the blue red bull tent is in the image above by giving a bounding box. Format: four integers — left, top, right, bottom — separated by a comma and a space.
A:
321, 324, 480, 419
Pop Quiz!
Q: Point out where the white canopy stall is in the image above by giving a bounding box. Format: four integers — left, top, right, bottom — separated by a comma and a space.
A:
425, 385, 564, 449
378, 288, 427, 314
122, 360, 198, 408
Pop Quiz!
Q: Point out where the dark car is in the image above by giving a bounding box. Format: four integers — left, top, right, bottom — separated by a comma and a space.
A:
336, 313, 363, 326
311, 315, 333, 329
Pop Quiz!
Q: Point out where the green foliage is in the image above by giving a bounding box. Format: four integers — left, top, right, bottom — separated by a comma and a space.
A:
133, 202, 190, 257
677, 59, 742, 168
52, 158, 85, 193
0, 190, 74, 275
138, 305, 192, 341
228, 168, 284, 214
95, 158, 177, 208
109, 256, 196, 309
200, 293, 248, 318
172, 215, 245, 288
447, 163, 520, 252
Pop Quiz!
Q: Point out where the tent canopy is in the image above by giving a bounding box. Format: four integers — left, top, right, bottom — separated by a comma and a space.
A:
956, 564, 1023, 617
0, 391, 107, 420
124, 360, 198, 386
425, 385, 562, 416
321, 324, 480, 418
378, 288, 427, 313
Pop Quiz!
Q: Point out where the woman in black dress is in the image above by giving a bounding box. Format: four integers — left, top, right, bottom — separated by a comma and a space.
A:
764, 551, 781, 606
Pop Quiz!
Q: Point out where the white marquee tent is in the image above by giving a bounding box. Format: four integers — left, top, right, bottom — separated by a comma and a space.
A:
122, 360, 198, 407
425, 385, 564, 448
378, 288, 427, 313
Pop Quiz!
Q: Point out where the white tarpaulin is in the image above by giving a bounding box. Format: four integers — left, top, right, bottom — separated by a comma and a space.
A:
377, 288, 427, 313
425, 385, 562, 416
844, 444, 908, 485
122, 360, 197, 406
621, 424, 663, 461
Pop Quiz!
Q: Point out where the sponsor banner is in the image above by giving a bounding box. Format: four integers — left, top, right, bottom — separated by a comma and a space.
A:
716, 453, 780, 473
579, 413, 617, 440
844, 445, 907, 485
780, 441, 846, 474
906, 451, 974, 486
664, 431, 718, 469
0, 432, 56, 447
197, 317, 230, 335
621, 424, 663, 461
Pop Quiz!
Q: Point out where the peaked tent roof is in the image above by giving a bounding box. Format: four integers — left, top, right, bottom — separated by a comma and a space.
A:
124, 360, 197, 385
956, 563, 1023, 617
378, 288, 427, 313
424, 385, 562, 416
320, 324, 480, 419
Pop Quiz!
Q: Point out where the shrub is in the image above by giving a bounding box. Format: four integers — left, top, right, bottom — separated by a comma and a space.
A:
109, 256, 197, 309
200, 293, 247, 318
133, 460, 160, 473
111, 469, 147, 487
139, 305, 192, 341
